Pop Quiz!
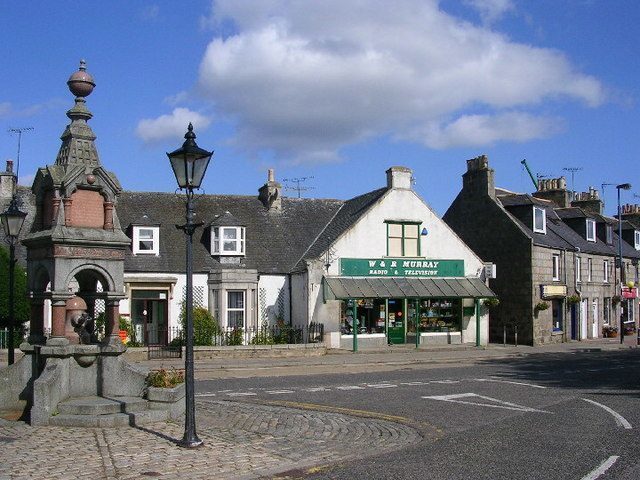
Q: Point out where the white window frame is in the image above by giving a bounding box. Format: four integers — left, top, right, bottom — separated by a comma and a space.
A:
587, 258, 593, 282
552, 254, 560, 281
586, 219, 596, 242
603, 260, 610, 283
132, 226, 159, 255
575, 256, 582, 283
533, 207, 546, 234
387, 222, 420, 257
212, 226, 246, 256
635, 230, 640, 250
227, 290, 245, 329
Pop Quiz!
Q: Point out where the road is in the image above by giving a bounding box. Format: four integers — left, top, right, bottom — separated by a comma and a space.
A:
196, 348, 640, 479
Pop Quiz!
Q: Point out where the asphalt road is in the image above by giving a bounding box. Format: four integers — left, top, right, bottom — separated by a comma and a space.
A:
196, 348, 640, 480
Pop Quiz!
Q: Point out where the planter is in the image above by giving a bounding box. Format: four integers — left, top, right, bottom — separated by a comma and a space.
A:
147, 383, 185, 403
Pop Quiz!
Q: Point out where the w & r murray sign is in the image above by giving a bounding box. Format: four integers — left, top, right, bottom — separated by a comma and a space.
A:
340, 258, 464, 277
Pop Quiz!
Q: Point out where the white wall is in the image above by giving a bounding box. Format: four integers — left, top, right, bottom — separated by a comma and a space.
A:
257, 275, 290, 325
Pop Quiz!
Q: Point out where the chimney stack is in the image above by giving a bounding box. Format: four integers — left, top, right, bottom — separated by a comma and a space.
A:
258, 168, 282, 211
571, 186, 603, 215
462, 155, 495, 199
0, 159, 17, 199
532, 176, 570, 208
386, 166, 413, 190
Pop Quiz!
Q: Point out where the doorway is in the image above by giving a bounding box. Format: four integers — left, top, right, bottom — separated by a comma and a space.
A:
131, 290, 169, 345
591, 299, 599, 338
580, 298, 588, 340
387, 298, 405, 344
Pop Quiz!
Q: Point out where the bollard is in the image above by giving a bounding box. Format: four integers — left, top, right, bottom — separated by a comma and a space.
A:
514, 325, 518, 347
503, 324, 506, 347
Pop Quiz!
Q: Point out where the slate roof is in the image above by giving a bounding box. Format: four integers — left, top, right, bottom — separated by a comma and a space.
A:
117, 191, 344, 275
495, 191, 640, 259
292, 187, 389, 271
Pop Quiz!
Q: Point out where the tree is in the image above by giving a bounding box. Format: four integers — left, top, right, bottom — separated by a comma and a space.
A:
0, 245, 29, 330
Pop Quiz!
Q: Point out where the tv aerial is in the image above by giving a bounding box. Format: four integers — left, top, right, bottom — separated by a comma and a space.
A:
8, 126, 34, 179
282, 176, 315, 198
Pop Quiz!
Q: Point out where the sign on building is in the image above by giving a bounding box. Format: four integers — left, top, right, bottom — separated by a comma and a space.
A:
340, 258, 464, 277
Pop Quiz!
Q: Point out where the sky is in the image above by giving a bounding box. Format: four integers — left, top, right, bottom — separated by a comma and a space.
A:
1, 0, 639, 216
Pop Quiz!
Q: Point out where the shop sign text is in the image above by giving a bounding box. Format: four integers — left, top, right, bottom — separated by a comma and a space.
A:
340, 258, 464, 277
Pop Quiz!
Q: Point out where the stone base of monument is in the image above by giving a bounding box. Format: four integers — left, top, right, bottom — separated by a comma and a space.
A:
0, 342, 184, 427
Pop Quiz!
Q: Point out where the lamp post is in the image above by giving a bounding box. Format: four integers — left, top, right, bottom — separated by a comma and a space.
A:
167, 123, 213, 448
1, 196, 27, 365
616, 183, 631, 344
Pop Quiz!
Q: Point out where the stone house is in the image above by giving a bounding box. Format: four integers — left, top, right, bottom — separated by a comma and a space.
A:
443, 155, 640, 345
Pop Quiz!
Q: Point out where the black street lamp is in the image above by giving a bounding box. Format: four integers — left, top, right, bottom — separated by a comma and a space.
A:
1, 195, 27, 365
167, 123, 213, 448
616, 183, 631, 344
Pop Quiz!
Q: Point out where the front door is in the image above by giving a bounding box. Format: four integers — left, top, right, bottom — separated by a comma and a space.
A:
580, 298, 588, 340
592, 299, 599, 338
387, 298, 405, 344
131, 290, 169, 345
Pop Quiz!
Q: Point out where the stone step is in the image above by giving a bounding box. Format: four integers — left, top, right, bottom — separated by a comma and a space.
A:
57, 396, 149, 416
50, 412, 132, 428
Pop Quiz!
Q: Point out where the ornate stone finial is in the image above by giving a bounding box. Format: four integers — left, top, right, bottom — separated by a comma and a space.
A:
67, 59, 95, 98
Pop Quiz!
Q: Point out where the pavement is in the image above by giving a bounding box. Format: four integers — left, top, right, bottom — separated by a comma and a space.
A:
0, 338, 637, 479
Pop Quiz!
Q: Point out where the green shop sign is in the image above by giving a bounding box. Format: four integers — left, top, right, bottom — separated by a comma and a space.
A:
340, 258, 464, 277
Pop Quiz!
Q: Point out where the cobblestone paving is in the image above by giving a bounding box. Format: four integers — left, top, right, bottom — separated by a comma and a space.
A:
0, 400, 421, 480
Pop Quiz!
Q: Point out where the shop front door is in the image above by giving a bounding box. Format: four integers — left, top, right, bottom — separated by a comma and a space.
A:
387, 298, 405, 344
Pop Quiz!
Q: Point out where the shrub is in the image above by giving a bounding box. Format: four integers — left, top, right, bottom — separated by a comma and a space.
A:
483, 297, 500, 308
226, 327, 244, 346
147, 367, 184, 388
179, 305, 218, 346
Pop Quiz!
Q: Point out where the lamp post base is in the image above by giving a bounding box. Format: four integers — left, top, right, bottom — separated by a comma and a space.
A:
177, 437, 203, 449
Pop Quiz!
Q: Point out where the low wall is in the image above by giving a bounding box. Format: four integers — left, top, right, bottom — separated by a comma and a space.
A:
123, 343, 327, 362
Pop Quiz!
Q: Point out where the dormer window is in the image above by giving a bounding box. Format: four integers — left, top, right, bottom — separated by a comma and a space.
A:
586, 219, 596, 242
212, 226, 245, 256
133, 226, 159, 255
606, 225, 613, 245
533, 207, 546, 234
635, 230, 640, 250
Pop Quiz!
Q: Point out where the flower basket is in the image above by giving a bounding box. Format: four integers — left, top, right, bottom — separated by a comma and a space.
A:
602, 325, 618, 338
567, 294, 581, 305
483, 297, 500, 309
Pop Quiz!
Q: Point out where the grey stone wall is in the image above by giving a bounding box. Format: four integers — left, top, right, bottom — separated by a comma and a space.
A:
444, 192, 534, 344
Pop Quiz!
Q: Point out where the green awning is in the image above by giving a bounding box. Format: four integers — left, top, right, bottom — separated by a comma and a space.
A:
324, 276, 495, 300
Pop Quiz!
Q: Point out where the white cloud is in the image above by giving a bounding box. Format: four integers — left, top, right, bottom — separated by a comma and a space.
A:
464, 0, 514, 24
135, 108, 211, 144
412, 112, 563, 149
196, 0, 605, 163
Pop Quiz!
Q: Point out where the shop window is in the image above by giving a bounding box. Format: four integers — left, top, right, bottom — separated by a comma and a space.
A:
341, 299, 386, 334
533, 207, 546, 234
212, 226, 245, 256
387, 222, 420, 257
586, 219, 596, 242
133, 226, 159, 255
552, 254, 560, 281
227, 291, 245, 328
603, 297, 611, 325
552, 299, 563, 332
418, 299, 461, 333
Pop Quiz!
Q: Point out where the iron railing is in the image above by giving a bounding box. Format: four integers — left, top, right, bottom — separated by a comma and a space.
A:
165, 322, 324, 347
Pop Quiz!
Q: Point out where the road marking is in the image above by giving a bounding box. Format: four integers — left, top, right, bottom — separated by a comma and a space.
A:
400, 381, 429, 386
227, 392, 257, 397
336, 386, 366, 390
423, 393, 551, 413
305, 387, 332, 392
582, 399, 632, 429
430, 380, 460, 384
195, 393, 217, 397
366, 384, 398, 389
581, 456, 620, 480
265, 390, 295, 395
474, 378, 547, 389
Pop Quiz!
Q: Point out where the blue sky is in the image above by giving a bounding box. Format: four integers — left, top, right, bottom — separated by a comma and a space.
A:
1, 0, 639, 216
